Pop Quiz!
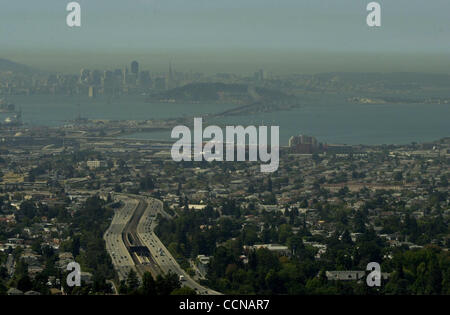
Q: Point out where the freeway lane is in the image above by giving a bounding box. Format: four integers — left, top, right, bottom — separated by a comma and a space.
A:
136, 197, 221, 295
121, 196, 160, 278
103, 196, 138, 281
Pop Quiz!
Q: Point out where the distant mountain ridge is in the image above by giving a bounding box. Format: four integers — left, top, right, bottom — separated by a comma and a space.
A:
314, 72, 450, 88
0, 58, 38, 74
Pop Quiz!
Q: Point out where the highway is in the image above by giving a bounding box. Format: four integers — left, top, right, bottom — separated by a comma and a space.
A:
120, 196, 160, 278
104, 193, 220, 295
103, 196, 138, 281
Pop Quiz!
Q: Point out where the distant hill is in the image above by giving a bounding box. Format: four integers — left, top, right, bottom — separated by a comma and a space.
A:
314, 72, 450, 88
0, 58, 38, 74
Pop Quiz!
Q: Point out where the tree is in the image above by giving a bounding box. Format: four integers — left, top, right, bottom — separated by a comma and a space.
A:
72, 235, 81, 257
394, 172, 403, 181
353, 211, 367, 233
278, 224, 292, 244
341, 230, 353, 246
287, 234, 304, 258
256, 248, 280, 274
265, 269, 285, 294
170, 286, 197, 295
126, 269, 139, 293
118, 280, 128, 294
140, 272, 156, 295
267, 177, 273, 192
300, 199, 308, 208
425, 254, 442, 294
17, 274, 33, 292
248, 250, 257, 271
140, 174, 155, 191
440, 175, 448, 187
19, 201, 37, 220
155, 272, 180, 295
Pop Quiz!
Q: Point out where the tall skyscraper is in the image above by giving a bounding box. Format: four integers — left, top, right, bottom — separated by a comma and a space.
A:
131, 61, 139, 75
88, 86, 96, 98
139, 71, 151, 88
289, 134, 320, 154
80, 69, 90, 84
122, 67, 129, 85
168, 60, 175, 89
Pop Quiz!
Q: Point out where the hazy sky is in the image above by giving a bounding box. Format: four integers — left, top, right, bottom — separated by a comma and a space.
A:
1, 0, 450, 74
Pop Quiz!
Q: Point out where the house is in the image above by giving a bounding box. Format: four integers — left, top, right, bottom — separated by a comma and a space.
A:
87, 160, 106, 169
245, 244, 290, 256
58, 252, 74, 269
196, 255, 211, 277
188, 204, 207, 211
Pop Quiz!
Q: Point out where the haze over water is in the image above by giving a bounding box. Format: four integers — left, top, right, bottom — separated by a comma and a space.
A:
5, 95, 449, 146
